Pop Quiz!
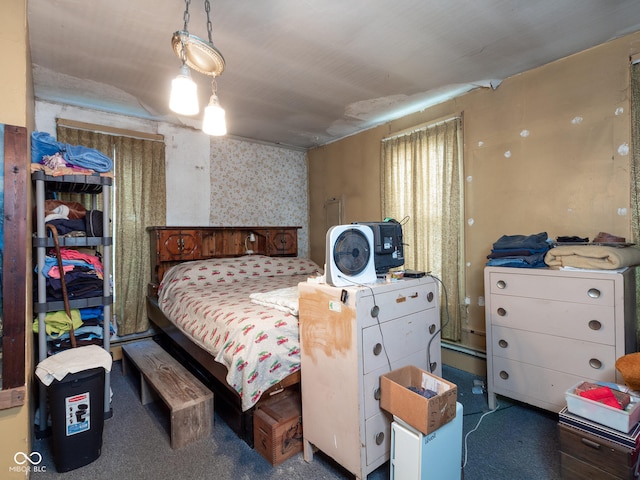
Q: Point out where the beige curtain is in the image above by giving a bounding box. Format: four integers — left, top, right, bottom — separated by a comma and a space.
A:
57, 126, 166, 335
381, 117, 464, 341
630, 63, 640, 340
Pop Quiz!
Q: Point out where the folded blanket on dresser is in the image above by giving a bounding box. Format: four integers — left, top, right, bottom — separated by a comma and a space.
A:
544, 245, 640, 269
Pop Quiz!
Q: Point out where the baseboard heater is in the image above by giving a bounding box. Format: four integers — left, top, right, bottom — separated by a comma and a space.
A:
441, 341, 486, 359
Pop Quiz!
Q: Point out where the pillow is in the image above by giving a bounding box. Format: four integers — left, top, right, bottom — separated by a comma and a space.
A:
163, 255, 321, 286
230, 255, 321, 278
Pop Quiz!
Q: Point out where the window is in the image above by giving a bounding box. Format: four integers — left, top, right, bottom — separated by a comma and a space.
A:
381, 117, 464, 341
56, 122, 166, 336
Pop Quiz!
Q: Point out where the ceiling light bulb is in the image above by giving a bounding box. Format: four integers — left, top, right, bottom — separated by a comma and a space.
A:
169, 65, 199, 116
202, 93, 227, 136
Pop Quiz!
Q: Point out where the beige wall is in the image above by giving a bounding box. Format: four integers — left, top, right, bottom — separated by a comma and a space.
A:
1, 0, 32, 127
0, 0, 34, 478
307, 31, 640, 357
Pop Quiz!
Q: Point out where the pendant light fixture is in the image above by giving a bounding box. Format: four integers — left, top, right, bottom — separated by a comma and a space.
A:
170, 0, 227, 135
169, 63, 199, 116
202, 77, 227, 136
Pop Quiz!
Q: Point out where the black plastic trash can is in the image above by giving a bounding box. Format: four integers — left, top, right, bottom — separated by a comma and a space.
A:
48, 367, 105, 472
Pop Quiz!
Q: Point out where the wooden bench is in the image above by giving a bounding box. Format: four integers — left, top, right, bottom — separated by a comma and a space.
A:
121, 340, 213, 449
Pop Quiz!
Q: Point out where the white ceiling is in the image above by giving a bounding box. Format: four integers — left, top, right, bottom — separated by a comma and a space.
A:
27, 0, 640, 150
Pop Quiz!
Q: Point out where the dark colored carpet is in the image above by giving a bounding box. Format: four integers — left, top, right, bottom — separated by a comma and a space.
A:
31, 361, 560, 479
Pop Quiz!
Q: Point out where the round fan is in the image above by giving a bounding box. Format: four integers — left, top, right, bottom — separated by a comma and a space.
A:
326, 225, 377, 286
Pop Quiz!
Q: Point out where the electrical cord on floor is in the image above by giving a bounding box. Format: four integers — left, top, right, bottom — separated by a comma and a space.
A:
462, 400, 501, 470
463, 403, 514, 417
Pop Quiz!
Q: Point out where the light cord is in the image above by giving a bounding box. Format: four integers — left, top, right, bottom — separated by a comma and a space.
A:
462, 401, 500, 469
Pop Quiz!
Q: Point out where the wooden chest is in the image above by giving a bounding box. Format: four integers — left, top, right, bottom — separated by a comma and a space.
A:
559, 424, 639, 479
254, 392, 303, 466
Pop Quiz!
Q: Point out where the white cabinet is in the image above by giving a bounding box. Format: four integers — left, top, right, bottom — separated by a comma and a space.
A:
390, 403, 463, 480
298, 277, 441, 480
484, 266, 637, 412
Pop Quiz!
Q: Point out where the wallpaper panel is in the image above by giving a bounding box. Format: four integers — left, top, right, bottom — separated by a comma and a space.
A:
209, 138, 309, 258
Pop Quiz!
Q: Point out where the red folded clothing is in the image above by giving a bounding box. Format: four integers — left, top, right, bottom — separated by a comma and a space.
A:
579, 386, 623, 409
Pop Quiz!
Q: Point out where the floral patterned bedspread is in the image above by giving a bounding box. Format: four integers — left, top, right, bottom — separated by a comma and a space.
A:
157, 255, 321, 411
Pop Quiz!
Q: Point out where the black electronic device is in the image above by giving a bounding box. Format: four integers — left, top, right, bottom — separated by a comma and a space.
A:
354, 220, 404, 273
404, 269, 426, 278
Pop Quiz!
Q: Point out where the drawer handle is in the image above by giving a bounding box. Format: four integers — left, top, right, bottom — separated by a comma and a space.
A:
588, 320, 602, 331
427, 292, 434, 302
396, 295, 406, 304
373, 343, 383, 356
589, 358, 603, 369
580, 437, 601, 450
496, 280, 506, 289
410, 292, 418, 299
497, 307, 507, 317
375, 432, 385, 445
587, 288, 601, 299
498, 339, 508, 348
429, 324, 436, 334
373, 387, 381, 401
499, 370, 509, 380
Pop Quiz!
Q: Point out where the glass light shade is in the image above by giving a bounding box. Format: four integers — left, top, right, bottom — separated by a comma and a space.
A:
169, 65, 199, 116
202, 94, 227, 136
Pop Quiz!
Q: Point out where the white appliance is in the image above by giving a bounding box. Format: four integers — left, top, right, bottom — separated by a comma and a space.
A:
390, 402, 463, 480
325, 224, 377, 286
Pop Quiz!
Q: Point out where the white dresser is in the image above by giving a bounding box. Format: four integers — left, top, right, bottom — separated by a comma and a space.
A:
298, 277, 441, 480
484, 266, 637, 412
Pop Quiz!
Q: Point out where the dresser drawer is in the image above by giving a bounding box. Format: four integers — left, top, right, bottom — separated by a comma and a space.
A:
490, 356, 588, 409
362, 312, 432, 375
357, 281, 437, 328
491, 325, 616, 378
364, 412, 390, 467
487, 271, 616, 306
488, 295, 615, 343
560, 452, 632, 480
559, 424, 637, 479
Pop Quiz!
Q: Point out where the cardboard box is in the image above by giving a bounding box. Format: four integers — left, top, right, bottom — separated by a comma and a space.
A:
565, 381, 640, 433
380, 365, 457, 435
253, 392, 303, 466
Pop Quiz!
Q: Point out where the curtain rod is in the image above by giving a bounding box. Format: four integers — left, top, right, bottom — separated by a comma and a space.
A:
56, 118, 164, 142
383, 114, 461, 142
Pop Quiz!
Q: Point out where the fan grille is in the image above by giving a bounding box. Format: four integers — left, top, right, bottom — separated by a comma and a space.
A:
333, 228, 371, 276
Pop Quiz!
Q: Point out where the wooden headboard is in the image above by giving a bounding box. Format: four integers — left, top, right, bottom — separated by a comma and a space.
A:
147, 226, 301, 296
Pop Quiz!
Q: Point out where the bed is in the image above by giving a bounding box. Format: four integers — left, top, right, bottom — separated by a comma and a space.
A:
145, 226, 321, 445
